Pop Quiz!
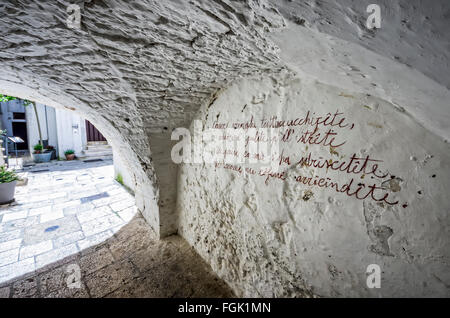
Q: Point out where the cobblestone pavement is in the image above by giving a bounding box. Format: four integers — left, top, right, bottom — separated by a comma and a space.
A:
0, 159, 135, 284
0, 159, 233, 297
0, 214, 233, 298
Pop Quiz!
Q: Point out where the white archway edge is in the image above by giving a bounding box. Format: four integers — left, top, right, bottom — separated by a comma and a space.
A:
0, 78, 161, 237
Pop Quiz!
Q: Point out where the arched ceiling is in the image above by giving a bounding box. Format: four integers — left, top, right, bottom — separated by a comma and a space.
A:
0, 0, 448, 139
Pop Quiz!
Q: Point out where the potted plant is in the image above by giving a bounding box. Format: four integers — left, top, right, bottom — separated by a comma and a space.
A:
64, 149, 75, 160
46, 145, 57, 160
0, 165, 20, 204
32, 143, 52, 163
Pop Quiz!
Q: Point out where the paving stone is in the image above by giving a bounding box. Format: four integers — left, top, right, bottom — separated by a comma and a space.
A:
0, 216, 40, 233
35, 252, 80, 275
53, 231, 84, 249
1, 211, 28, 222
46, 192, 67, 200
71, 186, 98, 195
109, 230, 154, 261
27, 195, 51, 203
80, 214, 124, 237
12, 277, 38, 298
20, 240, 53, 260
35, 244, 79, 268
39, 263, 81, 294
70, 190, 102, 201
76, 206, 114, 224
92, 192, 128, 208
117, 206, 138, 223
52, 196, 75, 204
53, 200, 81, 212
0, 238, 22, 252
0, 248, 19, 267
29, 206, 52, 216
23, 215, 81, 245
106, 187, 128, 196
79, 246, 114, 275
40, 210, 64, 223
127, 239, 180, 273
104, 276, 166, 298
12, 201, 52, 211
0, 208, 13, 217
43, 283, 90, 298
64, 202, 95, 216
0, 286, 10, 298
77, 230, 113, 252
85, 259, 139, 298
0, 258, 35, 284
110, 199, 135, 213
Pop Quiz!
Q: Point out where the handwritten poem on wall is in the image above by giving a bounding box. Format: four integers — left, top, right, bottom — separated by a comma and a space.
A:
209, 110, 403, 207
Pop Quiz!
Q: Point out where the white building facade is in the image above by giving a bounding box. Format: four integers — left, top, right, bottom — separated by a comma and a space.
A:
0, 99, 88, 159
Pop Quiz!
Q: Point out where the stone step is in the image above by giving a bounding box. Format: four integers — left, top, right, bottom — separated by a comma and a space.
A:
82, 150, 113, 157
87, 141, 108, 146
83, 148, 112, 154
85, 145, 111, 150
78, 153, 113, 161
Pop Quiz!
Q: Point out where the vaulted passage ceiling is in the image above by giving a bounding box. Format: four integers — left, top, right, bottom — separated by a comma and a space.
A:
0, 0, 285, 132
1, 0, 449, 138
1, 0, 449, 298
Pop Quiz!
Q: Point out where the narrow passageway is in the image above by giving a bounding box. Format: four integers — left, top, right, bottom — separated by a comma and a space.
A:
1, 0, 449, 299
0, 159, 232, 297
0, 159, 134, 283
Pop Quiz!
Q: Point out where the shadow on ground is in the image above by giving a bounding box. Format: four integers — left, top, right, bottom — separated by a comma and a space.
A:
0, 213, 234, 298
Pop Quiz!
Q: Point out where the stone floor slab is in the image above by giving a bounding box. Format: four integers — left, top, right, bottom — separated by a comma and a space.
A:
1, 211, 28, 223
0, 238, 22, 253
0, 248, 19, 267
19, 240, 53, 260
0, 215, 233, 298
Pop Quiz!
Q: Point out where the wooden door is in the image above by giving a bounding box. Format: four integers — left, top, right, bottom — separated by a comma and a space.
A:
85, 120, 106, 142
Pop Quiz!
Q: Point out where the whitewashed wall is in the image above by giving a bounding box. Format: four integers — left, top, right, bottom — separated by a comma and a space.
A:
177, 75, 450, 297
25, 103, 58, 152
54, 108, 87, 158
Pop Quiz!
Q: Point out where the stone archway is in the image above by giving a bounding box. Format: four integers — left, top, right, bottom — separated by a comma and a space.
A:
0, 78, 161, 237
0, 0, 289, 239
1, 0, 449, 298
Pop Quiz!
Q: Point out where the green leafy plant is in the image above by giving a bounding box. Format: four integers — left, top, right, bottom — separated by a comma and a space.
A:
0, 166, 20, 184
115, 173, 124, 185
64, 149, 75, 155
0, 95, 17, 103
33, 143, 43, 154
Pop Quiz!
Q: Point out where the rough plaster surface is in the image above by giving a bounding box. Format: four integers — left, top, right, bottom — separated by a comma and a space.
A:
0, 0, 285, 237
1, 0, 449, 297
178, 75, 450, 297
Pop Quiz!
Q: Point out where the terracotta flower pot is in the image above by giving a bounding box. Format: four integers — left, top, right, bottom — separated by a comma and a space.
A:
65, 154, 75, 161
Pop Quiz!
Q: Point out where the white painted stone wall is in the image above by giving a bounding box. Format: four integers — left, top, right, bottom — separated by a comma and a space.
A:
25, 103, 58, 151
0, 0, 449, 295
177, 75, 450, 297
113, 147, 135, 189
54, 108, 87, 158
25, 103, 87, 158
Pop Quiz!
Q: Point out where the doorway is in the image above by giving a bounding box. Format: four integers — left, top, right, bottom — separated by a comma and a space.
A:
85, 119, 107, 142
11, 121, 28, 150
